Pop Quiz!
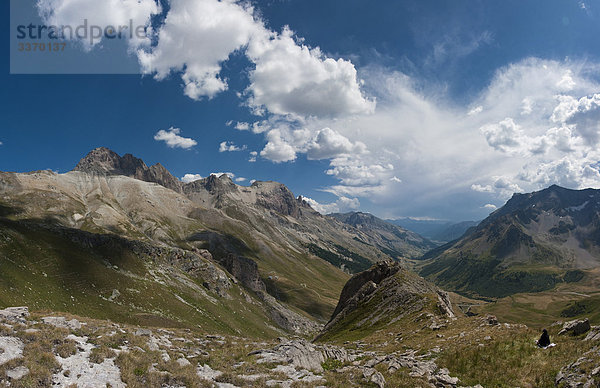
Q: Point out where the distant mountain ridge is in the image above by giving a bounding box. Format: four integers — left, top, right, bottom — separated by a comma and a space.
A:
329, 212, 436, 259
420, 185, 600, 298
388, 218, 479, 243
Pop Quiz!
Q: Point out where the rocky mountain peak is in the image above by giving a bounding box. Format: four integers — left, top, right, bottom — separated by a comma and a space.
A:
73, 148, 182, 193
252, 181, 312, 218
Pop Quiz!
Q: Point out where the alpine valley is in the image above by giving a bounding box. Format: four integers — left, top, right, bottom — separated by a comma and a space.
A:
0, 149, 599, 387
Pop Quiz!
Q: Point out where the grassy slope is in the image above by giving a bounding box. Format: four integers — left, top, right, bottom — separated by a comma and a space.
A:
0, 218, 281, 338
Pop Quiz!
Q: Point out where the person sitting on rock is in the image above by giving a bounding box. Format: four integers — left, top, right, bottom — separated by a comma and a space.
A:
537, 329, 551, 348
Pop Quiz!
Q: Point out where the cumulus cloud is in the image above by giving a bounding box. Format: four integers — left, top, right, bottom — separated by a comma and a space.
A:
219, 141, 246, 152
306, 128, 367, 160
137, 0, 261, 99
481, 117, 523, 153
181, 173, 203, 183
154, 127, 197, 149
245, 27, 375, 118
471, 184, 494, 193
259, 129, 298, 163
303, 196, 360, 214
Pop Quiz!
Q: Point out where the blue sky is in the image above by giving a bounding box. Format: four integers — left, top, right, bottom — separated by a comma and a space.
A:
2, 0, 600, 221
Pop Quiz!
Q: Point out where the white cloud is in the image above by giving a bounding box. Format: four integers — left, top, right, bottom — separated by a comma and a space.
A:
303, 196, 360, 214
283, 58, 600, 219
390, 176, 402, 183
481, 117, 523, 153
468, 106, 483, 116
234, 122, 250, 131
471, 184, 494, 193
219, 141, 246, 152
154, 127, 197, 149
181, 173, 203, 183
259, 129, 298, 163
521, 97, 534, 115
306, 128, 367, 160
246, 27, 375, 119
248, 151, 258, 162
137, 0, 262, 99
235, 177, 247, 182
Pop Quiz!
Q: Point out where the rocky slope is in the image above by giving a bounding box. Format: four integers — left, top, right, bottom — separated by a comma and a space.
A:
420, 185, 600, 298
317, 261, 455, 342
329, 212, 436, 260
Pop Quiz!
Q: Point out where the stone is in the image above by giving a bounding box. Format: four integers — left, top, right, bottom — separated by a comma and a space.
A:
42, 316, 83, 330
197, 364, 223, 381
559, 319, 591, 336
176, 358, 192, 367
6, 366, 29, 380
134, 328, 152, 337
363, 367, 385, 388
0, 337, 24, 365
0, 307, 29, 324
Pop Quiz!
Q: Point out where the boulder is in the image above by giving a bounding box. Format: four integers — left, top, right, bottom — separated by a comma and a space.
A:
558, 319, 591, 336
6, 366, 29, 380
0, 307, 29, 324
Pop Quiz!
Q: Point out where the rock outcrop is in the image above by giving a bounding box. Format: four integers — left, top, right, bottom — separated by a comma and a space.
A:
318, 261, 455, 340
559, 319, 591, 336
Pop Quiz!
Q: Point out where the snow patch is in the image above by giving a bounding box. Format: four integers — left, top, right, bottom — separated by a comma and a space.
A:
567, 201, 589, 212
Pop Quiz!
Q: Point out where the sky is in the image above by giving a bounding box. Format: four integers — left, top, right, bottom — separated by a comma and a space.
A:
2, 0, 600, 222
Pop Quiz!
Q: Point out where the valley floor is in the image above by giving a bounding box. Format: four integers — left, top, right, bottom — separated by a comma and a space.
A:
0, 307, 598, 388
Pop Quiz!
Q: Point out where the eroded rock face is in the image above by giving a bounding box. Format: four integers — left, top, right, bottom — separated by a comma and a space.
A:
556, 345, 600, 387
585, 326, 600, 342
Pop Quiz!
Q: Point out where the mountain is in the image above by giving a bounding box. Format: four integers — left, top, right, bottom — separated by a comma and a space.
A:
420, 185, 600, 298
430, 220, 479, 242
0, 148, 430, 337
316, 260, 455, 342
389, 218, 479, 243
329, 212, 436, 259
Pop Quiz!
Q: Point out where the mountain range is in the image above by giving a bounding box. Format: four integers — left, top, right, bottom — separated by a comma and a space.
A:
0, 147, 432, 337
420, 185, 600, 298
